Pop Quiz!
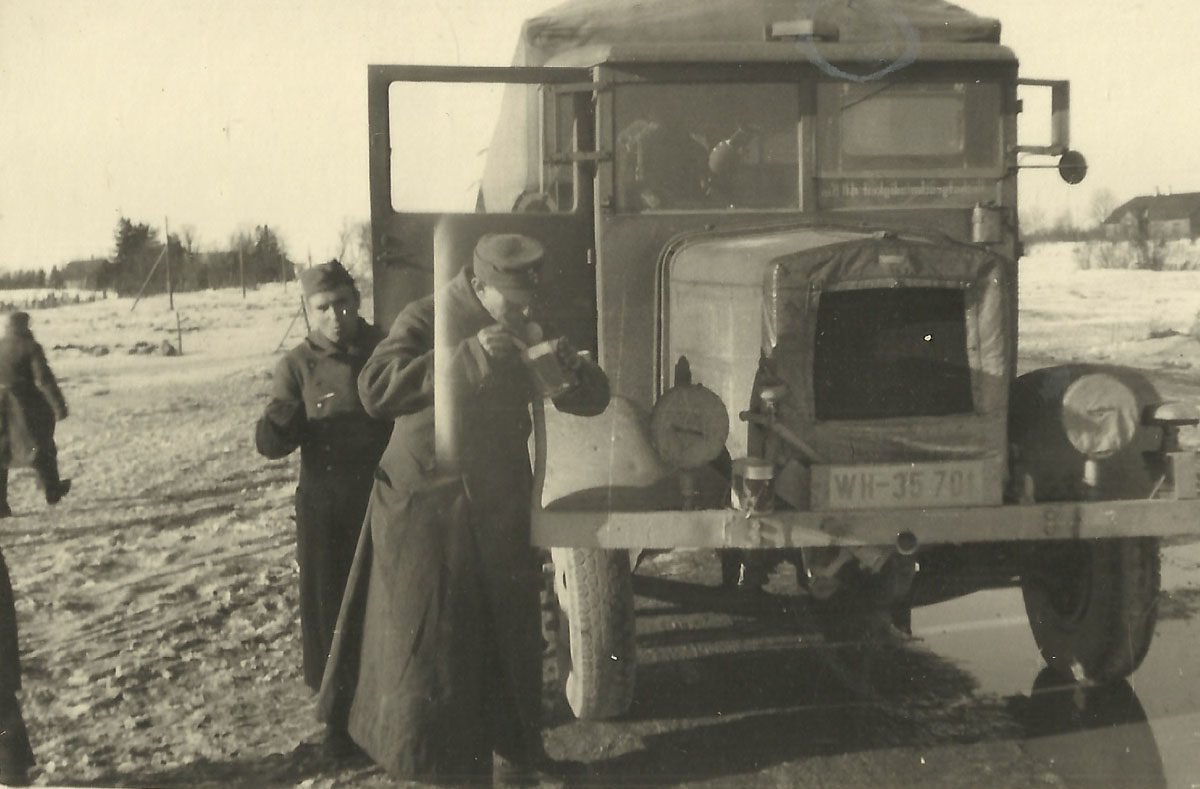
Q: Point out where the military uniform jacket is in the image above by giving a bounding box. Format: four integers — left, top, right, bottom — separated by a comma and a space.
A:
0, 331, 67, 469
255, 320, 391, 474
318, 268, 609, 781
255, 319, 392, 690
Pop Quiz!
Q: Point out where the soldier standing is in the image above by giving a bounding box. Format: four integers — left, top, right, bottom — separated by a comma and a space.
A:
319, 233, 609, 785
0, 311, 70, 516
254, 260, 391, 755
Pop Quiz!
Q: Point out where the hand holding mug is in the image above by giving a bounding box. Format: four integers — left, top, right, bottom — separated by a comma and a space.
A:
476, 324, 521, 360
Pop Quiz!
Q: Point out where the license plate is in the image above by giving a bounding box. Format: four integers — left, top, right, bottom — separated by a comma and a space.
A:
811, 459, 999, 511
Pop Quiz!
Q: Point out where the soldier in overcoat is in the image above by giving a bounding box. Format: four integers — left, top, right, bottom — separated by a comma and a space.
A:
318, 233, 609, 784
0, 545, 34, 786
0, 311, 70, 516
254, 261, 391, 752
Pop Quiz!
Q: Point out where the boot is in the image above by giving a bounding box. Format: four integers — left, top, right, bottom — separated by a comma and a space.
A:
45, 479, 70, 506
320, 724, 362, 760
33, 453, 68, 506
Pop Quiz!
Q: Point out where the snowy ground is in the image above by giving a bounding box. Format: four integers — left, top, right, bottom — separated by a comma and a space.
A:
4, 285, 372, 787
1019, 241, 1200, 372
2, 244, 1199, 787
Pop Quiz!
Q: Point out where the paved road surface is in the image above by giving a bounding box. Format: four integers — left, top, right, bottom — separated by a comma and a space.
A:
539, 542, 1200, 788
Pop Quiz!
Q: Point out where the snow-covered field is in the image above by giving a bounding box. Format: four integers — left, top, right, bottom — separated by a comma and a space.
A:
2, 244, 1199, 787
1020, 242, 1200, 370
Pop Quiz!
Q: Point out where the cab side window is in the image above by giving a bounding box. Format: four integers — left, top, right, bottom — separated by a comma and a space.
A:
388, 82, 577, 214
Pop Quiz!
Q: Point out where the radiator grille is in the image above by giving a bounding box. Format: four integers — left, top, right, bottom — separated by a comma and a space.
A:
813, 287, 973, 420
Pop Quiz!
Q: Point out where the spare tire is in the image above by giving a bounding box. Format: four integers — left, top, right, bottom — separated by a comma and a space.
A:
1021, 537, 1159, 682
549, 547, 636, 720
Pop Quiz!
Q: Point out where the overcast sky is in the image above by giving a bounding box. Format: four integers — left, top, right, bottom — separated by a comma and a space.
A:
1, 0, 1197, 271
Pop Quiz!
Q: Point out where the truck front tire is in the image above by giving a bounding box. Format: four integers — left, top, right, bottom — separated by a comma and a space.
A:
1021, 537, 1160, 682
549, 547, 637, 719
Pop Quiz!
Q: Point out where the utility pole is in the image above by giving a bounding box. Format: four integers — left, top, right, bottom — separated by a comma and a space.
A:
129, 245, 167, 312
164, 216, 174, 310
272, 225, 286, 292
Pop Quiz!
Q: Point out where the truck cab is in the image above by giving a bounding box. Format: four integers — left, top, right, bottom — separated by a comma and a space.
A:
369, 0, 1198, 721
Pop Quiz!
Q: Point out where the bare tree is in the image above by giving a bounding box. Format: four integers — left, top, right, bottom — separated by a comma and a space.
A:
334, 218, 373, 283
1088, 187, 1119, 229
180, 224, 199, 256
1019, 205, 1046, 238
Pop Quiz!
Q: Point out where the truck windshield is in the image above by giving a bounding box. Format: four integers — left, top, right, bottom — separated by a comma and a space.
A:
613, 83, 800, 212
816, 81, 1002, 209
819, 81, 1000, 169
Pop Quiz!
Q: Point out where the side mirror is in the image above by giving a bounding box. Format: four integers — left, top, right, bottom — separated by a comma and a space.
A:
1058, 149, 1088, 184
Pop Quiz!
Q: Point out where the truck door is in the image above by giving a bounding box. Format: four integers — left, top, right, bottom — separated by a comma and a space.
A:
368, 65, 597, 353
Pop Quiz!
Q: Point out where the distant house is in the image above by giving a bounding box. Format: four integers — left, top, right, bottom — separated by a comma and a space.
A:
1103, 192, 1200, 241
62, 258, 109, 290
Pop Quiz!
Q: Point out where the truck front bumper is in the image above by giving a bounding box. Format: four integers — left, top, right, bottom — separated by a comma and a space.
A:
532, 498, 1200, 550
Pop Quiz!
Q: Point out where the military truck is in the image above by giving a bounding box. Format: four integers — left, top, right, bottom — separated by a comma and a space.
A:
369, 0, 1200, 720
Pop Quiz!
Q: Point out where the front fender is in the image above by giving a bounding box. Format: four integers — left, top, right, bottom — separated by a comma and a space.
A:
534, 395, 728, 513
1009, 364, 1162, 502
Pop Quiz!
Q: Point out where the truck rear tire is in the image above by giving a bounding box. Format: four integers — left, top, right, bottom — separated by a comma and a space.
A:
549, 547, 637, 720
1021, 537, 1160, 682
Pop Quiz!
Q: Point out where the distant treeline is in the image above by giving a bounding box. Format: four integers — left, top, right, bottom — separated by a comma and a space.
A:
0, 292, 99, 311
103, 217, 297, 296
2, 217, 300, 295
1021, 214, 1104, 245
0, 269, 57, 290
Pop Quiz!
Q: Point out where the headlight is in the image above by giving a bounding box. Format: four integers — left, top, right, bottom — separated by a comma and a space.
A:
650, 383, 729, 469
1060, 373, 1139, 459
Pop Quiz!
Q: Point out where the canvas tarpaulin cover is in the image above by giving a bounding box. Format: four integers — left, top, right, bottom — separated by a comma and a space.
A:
516, 0, 1001, 67
765, 235, 1009, 465
663, 225, 1009, 466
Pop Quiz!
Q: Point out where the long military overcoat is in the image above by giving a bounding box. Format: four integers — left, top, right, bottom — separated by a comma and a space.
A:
318, 268, 608, 782
255, 319, 392, 691
0, 545, 34, 773
0, 331, 67, 470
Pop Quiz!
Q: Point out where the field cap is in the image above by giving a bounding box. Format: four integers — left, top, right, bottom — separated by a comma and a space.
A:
473, 233, 544, 304
300, 259, 355, 297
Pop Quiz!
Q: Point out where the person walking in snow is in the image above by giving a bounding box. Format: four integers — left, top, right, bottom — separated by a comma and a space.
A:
0, 311, 70, 516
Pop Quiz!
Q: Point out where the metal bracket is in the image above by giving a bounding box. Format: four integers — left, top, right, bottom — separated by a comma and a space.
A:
1014, 78, 1071, 156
